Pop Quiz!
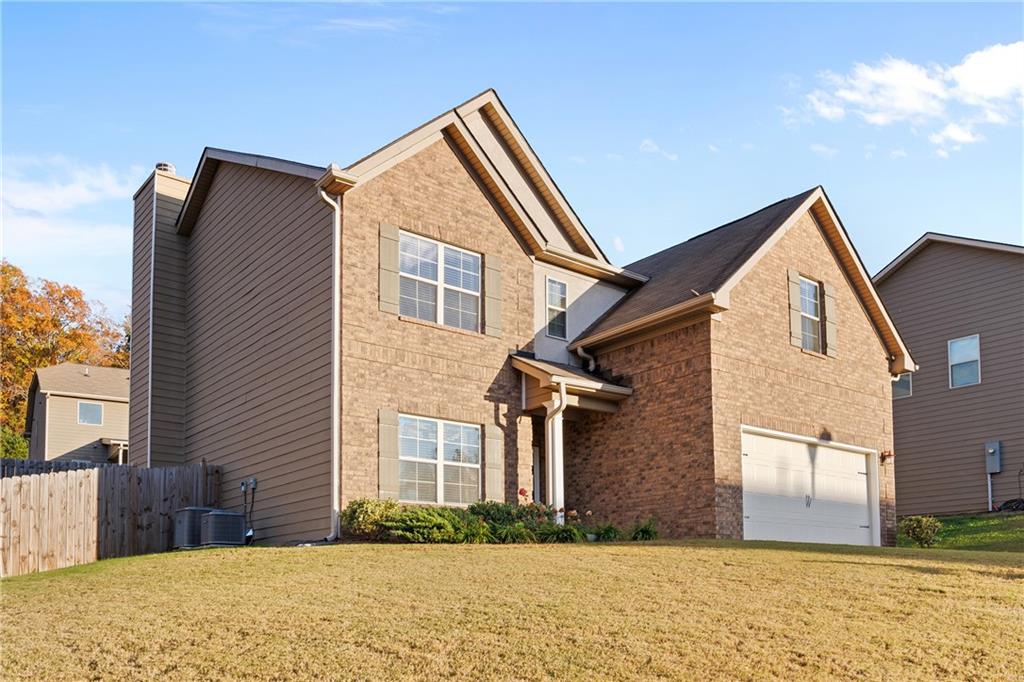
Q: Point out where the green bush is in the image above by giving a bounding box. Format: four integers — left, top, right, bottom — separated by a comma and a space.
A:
1, 426, 28, 459
340, 498, 400, 539
467, 500, 554, 530
383, 507, 493, 544
899, 515, 942, 548
492, 521, 537, 544
630, 518, 659, 541
536, 522, 585, 543
593, 523, 622, 542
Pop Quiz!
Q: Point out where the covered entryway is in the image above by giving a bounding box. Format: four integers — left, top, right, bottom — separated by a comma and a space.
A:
741, 427, 880, 546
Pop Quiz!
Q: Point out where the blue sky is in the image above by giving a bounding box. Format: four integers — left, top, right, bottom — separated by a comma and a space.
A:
3, 2, 1022, 320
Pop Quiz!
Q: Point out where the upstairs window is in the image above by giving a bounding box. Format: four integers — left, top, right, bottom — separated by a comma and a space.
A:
799, 277, 823, 353
546, 278, 568, 339
398, 231, 481, 332
948, 335, 980, 388
893, 372, 912, 399
398, 414, 480, 505
78, 401, 103, 425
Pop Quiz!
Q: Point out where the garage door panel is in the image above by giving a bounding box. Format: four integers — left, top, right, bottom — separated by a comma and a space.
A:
741, 431, 875, 546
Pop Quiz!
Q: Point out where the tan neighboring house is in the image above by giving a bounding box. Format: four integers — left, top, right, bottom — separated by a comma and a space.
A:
875, 233, 1024, 516
25, 363, 130, 463
131, 89, 913, 546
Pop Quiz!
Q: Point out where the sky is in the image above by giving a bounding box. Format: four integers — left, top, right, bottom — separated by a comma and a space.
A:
2, 2, 1022, 320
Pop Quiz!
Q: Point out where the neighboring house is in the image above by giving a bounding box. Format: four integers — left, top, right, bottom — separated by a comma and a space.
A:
24, 363, 130, 463
875, 233, 1024, 516
131, 90, 912, 546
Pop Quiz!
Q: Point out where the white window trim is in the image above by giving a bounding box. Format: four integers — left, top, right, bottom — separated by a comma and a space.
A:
545, 276, 568, 340
399, 231, 481, 332
892, 372, 912, 400
397, 413, 481, 506
77, 400, 103, 426
799, 276, 823, 353
947, 334, 981, 389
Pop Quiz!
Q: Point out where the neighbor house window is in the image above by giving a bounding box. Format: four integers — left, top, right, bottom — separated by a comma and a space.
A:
78, 401, 103, 425
398, 414, 481, 505
948, 334, 980, 388
799, 277, 823, 353
546, 278, 568, 339
398, 231, 481, 332
893, 372, 912, 399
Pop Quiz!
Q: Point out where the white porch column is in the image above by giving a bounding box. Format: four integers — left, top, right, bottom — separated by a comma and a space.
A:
543, 381, 568, 524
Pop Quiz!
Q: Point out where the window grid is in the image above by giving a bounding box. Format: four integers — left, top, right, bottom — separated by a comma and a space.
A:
546, 277, 568, 339
398, 232, 481, 332
947, 334, 981, 388
398, 414, 481, 506
799, 277, 822, 353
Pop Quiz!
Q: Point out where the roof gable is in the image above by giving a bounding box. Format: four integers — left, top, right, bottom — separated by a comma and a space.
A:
874, 232, 1024, 284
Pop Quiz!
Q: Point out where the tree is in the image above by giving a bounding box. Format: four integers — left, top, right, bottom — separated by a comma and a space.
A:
1, 261, 129, 432
1, 425, 29, 459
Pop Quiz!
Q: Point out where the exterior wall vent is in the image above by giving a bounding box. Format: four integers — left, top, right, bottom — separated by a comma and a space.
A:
155, 161, 176, 174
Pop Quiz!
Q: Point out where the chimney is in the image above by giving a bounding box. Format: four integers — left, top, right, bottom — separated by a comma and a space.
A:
155, 161, 176, 175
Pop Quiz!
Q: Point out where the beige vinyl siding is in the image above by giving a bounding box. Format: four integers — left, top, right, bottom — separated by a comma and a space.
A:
27, 392, 47, 459
184, 162, 333, 544
878, 242, 1024, 516
129, 175, 154, 467
42, 395, 129, 463
150, 174, 191, 467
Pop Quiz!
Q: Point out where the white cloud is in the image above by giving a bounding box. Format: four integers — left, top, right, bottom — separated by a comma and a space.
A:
639, 138, 678, 162
928, 122, 983, 146
809, 143, 839, 158
2, 155, 140, 214
707, 144, 720, 154
889, 149, 908, 159
936, 148, 950, 159
807, 90, 845, 120
319, 17, 409, 32
604, 153, 623, 161
612, 236, 625, 253
946, 42, 1024, 105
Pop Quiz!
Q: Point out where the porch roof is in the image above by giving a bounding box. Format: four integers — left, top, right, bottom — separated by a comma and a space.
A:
510, 353, 632, 405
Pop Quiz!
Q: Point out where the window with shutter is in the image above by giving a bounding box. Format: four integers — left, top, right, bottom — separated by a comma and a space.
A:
397, 231, 481, 333
396, 414, 482, 505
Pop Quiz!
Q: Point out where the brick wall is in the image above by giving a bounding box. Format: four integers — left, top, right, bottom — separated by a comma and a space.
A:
710, 212, 897, 544
338, 138, 535, 507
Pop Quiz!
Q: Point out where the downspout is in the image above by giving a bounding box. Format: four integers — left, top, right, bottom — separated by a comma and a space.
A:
575, 346, 596, 372
543, 379, 569, 523
318, 188, 343, 542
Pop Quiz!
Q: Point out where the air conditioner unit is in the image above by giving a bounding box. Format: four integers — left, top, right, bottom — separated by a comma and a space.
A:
174, 507, 215, 548
200, 510, 246, 546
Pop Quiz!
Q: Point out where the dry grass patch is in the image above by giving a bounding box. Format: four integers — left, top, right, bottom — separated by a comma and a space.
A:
2, 541, 1022, 680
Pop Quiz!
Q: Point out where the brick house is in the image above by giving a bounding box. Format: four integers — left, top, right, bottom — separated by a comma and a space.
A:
131, 90, 913, 546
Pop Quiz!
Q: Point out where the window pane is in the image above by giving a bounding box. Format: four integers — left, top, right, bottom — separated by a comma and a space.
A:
800, 279, 819, 317
443, 464, 480, 505
78, 402, 102, 425
893, 373, 912, 399
399, 277, 437, 322
398, 416, 436, 460
547, 308, 567, 339
443, 288, 479, 332
951, 361, 979, 387
443, 247, 480, 293
443, 424, 480, 464
949, 336, 979, 364
801, 315, 821, 352
547, 279, 567, 309
399, 233, 438, 280
399, 461, 437, 503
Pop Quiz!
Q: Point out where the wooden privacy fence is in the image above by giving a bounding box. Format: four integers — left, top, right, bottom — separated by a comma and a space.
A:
0, 458, 102, 478
0, 463, 222, 578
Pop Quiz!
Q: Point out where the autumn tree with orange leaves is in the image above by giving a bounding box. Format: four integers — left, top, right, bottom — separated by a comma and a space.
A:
1, 261, 129, 435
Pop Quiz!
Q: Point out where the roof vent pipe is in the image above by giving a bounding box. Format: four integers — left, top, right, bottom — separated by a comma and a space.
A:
155, 162, 176, 174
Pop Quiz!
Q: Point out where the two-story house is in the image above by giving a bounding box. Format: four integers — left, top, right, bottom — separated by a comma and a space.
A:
130, 90, 913, 545
875, 233, 1024, 516
25, 363, 130, 463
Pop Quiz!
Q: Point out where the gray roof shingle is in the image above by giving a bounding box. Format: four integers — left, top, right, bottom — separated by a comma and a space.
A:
34, 363, 130, 400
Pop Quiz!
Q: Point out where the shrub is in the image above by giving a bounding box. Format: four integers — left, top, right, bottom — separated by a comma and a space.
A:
340, 498, 400, 539
899, 515, 942, 548
383, 507, 494, 544
593, 523, 622, 542
630, 518, 659, 541
536, 522, 585, 543
493, 521, 537, 544
1, 426, 28, 459
468, 500, 555, 530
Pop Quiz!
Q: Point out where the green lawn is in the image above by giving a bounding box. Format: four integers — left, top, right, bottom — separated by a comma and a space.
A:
898, 511, 1024, 552
2, 541, 1022, 680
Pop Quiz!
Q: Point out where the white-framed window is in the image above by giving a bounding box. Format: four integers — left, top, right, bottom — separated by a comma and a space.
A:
77, 401, 103, 426
799, 277, 823, 353
398, 231, 481, 332
398, 414, 481, 505
546, 277, 568, 339
948, 334, 980, 388
893, 372, 912, 399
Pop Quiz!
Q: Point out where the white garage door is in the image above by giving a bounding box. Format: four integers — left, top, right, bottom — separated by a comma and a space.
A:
741, 429, 877, 546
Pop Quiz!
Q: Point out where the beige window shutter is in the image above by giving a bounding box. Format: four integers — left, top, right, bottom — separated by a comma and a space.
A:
379, 223, 400, 314
484, 423, 504, 501
822, 283, 838, 358
484, 255, 503, 337
787, 268, 802, 347
378, 408, 400, 500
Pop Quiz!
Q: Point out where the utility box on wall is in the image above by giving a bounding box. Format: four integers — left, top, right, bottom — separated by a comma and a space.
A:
985, 441, 1002, 474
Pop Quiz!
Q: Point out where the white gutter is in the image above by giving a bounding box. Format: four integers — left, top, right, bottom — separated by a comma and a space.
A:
575, 346, 596, 372
543, 379, 569, 524
318, 188, 343, 542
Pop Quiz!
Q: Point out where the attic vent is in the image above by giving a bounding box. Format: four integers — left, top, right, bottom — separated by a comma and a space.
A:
155, 161, 176, 174
83, 367, 90, 377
